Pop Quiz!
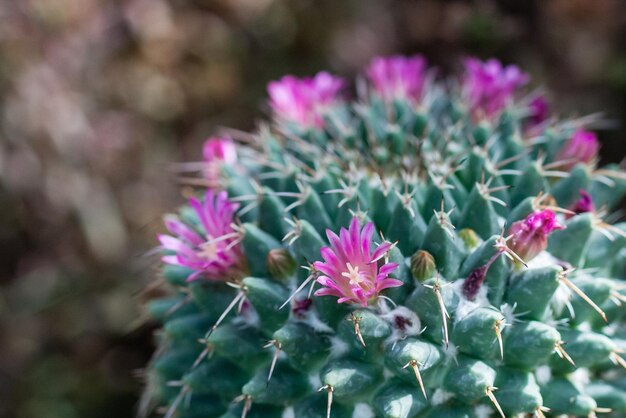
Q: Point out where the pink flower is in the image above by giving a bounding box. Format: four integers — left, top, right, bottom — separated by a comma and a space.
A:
366, 55, 427, 102
507, 209, 564, 262
203, 136, 237, 165
267, 72, 344, 129
292, 298, 313, 319
462, 57, 529, 119
202, 136, 236, 185
568, 189, 594, 217
556, 129, 599, 170
523, 95, 549, 136
313, 217, 402, 306
159, 190, 244, 281
528, 95, 549, 126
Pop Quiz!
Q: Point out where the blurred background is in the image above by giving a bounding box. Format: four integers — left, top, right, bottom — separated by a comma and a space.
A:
0, 0, 625, 417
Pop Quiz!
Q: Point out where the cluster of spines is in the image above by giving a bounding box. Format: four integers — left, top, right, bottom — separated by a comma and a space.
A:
143, 55, 626, 418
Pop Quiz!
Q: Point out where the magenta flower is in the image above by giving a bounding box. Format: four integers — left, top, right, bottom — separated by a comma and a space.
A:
366, 55, 427, 102
523, 95, 549, 136
159, 190, 244, 281
528, 95, 549, 126
556, 129, 599, 170
267, 72, 344, 129
462, 57, 529, 119
507, 209, 564, 262
203, 136, 237, 165
202, 136, 237, 185
313, 217, 402, 306
569, 189, 594, 217
292, 297, 313, 319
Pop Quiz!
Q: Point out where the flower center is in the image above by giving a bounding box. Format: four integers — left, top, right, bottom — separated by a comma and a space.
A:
341, 263, 365, 285
198, 237, 218, 260
394, 315, 413, 331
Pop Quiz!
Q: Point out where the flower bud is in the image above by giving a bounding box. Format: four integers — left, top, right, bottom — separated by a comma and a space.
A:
568, 189, 594, 217
410, 250, 436, 282
524, 95, 549, 136
507, 209, 564, 262
556, 129, 599, 170
203, 136, 237, 164
528, 95, 549, 126
267, 248, 297, 280
462, 265, 488, 301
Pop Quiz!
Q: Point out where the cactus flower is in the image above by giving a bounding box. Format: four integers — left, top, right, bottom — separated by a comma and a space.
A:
203, 136, 237, 184
292, 297, 313, 318
463, 57, 528, 118
463, 264, 490, 301
556, 129, 599, 170
366, 54, 427, 102
524, 95, 549, 136
528, 95, 549, 127
507, 209, 564, 262
203, 136, 237, 165
569, 189, 594, 216
267, 72, 344, 129
313, 217, 402, 306
159, 190, 243, 281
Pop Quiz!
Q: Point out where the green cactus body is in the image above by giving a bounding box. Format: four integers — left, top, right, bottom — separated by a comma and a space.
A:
143, 56, 626, 418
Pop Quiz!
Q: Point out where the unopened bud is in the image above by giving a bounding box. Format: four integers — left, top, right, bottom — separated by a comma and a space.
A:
267, 248, 297, 280
462, 251, 502, 301
568, 189, 594, 218
203, 136, 237, 164
555, 129, 599, 171
462, 265, 488, 301
507, 209, 564, 262
410, 250, 436, 282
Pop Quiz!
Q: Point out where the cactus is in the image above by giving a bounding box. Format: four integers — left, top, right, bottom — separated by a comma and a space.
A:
141, 55, 626, 418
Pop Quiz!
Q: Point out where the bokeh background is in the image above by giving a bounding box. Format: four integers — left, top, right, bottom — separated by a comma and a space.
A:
0, 0, 625, 417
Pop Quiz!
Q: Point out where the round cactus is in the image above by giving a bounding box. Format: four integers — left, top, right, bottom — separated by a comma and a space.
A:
141, 56, 626, 418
